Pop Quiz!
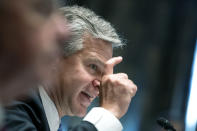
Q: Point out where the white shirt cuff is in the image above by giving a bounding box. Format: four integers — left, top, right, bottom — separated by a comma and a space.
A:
83, 107, 123, 131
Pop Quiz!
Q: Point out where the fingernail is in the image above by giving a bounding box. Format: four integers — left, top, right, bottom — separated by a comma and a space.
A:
118, 56, 123, 59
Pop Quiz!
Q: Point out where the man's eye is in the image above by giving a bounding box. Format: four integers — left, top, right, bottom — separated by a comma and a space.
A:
89, 64, 98, 71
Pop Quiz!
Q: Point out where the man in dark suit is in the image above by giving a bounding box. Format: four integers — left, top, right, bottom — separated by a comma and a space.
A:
4, 6, 137, 131
5, 92, 50, 131
5, 91, 97, 131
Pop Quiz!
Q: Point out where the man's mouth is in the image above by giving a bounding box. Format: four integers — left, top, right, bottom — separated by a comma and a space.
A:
79, 91, 94, 107
82, 91, 94, 98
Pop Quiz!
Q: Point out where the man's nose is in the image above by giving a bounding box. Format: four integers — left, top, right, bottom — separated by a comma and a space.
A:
92, 79, 100, 96
92, 79, 100, 87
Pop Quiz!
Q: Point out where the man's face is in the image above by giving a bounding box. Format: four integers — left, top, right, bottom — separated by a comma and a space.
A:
0, 0, 68, 103
58, 35, 112, 117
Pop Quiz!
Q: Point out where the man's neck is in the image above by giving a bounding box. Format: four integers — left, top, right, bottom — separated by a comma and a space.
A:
41, 85, 70, 118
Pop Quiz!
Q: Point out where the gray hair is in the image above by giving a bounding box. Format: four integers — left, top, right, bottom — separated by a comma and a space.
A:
59, 5, 124, 56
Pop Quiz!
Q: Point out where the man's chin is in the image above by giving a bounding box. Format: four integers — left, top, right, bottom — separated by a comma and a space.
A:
74, 106, 87, 117
76, 110, 87, 117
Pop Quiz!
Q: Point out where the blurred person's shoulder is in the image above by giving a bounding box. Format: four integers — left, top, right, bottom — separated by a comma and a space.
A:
3, 89, 50, 131
5, 89, 42, 110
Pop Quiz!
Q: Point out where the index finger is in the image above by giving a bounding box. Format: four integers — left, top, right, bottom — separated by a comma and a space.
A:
104, 56, 123, 75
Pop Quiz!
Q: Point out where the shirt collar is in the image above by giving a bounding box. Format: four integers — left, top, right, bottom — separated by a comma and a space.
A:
39, 86, 60, 131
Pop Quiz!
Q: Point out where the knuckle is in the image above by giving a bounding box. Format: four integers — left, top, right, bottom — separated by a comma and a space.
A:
132, 84, 137, 91
111, 79, 120, 86
102, 75, 115, 85
123, 74, 128, 79
127, 84, 137, 96
105, 75, 120, 84
118, 73, 128, 79
107, 75, 115, 83
128, 79, 134, 84
102, 75, 111, 81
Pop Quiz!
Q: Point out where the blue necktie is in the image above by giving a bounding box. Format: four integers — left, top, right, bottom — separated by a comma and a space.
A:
57, 123, 62, 131
58, 116, 70, 131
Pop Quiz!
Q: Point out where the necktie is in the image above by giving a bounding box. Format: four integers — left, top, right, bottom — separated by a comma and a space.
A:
58, 116, 70, 131
57, 123, 62, 131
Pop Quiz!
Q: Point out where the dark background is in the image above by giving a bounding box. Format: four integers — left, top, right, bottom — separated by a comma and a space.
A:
60, 0, 197, 130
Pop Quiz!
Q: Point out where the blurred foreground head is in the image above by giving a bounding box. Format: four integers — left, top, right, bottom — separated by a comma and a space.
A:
0, 0, 68, 103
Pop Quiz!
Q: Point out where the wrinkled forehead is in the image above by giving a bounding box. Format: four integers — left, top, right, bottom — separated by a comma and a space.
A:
83, 34, 113, 60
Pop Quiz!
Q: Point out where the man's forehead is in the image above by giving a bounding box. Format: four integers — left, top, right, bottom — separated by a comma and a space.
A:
83, 34, 113, 59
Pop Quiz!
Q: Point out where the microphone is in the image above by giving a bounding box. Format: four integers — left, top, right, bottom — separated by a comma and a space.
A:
156, 117, 176, 131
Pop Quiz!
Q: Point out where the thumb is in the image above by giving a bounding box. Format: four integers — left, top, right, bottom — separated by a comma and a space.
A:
104, 56, 122, 75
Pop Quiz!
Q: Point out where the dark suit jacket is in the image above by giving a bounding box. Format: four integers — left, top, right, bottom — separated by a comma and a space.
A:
4, 92, 97, 131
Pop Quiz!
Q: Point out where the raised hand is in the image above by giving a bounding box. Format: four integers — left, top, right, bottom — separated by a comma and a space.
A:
100, 56, 137, 119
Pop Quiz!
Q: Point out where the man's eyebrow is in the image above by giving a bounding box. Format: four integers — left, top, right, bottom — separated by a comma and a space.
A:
86, 57, 105, 69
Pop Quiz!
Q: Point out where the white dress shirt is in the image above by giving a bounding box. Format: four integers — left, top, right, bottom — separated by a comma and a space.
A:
39, 87, 123, 131
83, 107, 123, 131
39, 87, 60, 131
